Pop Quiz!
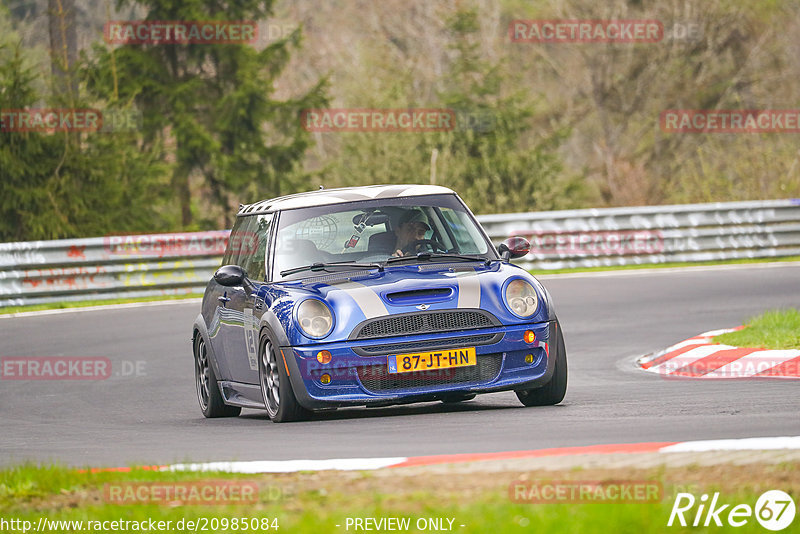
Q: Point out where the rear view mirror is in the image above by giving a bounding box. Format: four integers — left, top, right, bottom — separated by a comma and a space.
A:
353, 211, 390, 227
214, 264, 257, 294
214, 264, 246, 286
497, 237, 531, 261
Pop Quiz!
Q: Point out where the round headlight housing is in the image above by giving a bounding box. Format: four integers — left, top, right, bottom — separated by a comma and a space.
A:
297, 299, 334, 338
504, 279, 539, 318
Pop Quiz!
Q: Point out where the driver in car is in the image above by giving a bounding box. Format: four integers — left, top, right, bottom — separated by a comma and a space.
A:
393, 209, 431, 257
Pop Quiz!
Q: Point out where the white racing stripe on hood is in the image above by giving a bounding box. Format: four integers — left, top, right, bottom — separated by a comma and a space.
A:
330, 280, 388, 319
454, 269, 481, 308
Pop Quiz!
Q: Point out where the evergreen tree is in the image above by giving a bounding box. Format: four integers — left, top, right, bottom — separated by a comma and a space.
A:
84, 0, 327, 229
432, 8, 585, 213
0, 38, 172, 241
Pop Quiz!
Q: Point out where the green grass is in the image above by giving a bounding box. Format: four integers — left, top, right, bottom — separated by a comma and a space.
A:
528, 255, 800, 275
1, 462, 795, 533
0, 293, 204, 315
714, 309, 800, 350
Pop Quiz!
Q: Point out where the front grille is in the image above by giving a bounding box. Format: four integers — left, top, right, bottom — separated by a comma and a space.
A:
357, 353, 503, 393
355, 333, 501, 356
351, 310, 498, 340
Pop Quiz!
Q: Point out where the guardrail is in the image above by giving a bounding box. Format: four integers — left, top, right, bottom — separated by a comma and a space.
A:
0, 232, 229, 307
1, 199, 798, 306
480, 199, 800, 270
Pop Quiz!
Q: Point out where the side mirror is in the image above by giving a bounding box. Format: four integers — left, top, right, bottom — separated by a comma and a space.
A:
214, 265, 255, 293
497, 237, 531, 261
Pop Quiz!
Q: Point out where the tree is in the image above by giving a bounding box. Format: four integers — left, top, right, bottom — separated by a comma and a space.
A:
84, 0, 327, 229
432, 8, 585, 213
320, 6, 584, 215
47, 0, 78, 99
0, 39, 172, 241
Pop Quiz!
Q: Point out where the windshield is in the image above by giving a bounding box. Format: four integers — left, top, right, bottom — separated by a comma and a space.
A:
272, 194, 494, 279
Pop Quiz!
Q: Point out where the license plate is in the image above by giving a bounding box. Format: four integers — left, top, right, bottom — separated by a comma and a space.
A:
387, 347, 477, 374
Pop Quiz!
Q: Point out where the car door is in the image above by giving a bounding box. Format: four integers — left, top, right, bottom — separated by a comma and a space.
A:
205, 216, 249, 381
216, 214, 273, 385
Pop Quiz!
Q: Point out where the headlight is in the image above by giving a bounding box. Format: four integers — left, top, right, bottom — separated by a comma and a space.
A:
297, 299, 334, 338
504, 279, 539, 318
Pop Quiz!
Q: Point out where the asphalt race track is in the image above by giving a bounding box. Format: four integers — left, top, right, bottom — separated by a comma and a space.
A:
1, 263, 799, 468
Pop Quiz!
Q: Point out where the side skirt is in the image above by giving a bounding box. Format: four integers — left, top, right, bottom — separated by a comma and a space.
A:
219, 381, 266, 410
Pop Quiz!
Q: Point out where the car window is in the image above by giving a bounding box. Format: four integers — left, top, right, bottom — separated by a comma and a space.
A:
439, 208, 488, 255
271, 194, 495, 279
222, 217, 248, 266
273, 210, 391, 276
241, 214, 273, 281
223, 214, 273, 280
288, 211, 389, 255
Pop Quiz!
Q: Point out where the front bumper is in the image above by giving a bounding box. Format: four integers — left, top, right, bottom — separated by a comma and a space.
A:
283, 320, 556, 409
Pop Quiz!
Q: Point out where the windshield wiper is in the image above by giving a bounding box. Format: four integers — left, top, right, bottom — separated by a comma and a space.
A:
280, 261, 383, 277
385, 252, 491, 266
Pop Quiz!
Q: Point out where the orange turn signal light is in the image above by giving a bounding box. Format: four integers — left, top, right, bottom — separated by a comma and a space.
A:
524, 330, 536, 344
320, 373, 331, 385
317, 350, 332, 364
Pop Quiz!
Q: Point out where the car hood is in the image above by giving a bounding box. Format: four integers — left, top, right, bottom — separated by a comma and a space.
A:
274, 262, 552, 345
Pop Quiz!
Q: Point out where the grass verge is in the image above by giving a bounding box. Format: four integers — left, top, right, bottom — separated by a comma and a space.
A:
0, 293, 204, 316
714, 309, 800, 349
528, 255, 800, 275
1, 461, 797, 533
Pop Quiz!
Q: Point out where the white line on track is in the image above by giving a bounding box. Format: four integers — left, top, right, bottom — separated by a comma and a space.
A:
159, 436, 800, 474
168, 457, 407, 474
535, 260, 800, 280
660, 436, 800, 453
0, 298, 202, 319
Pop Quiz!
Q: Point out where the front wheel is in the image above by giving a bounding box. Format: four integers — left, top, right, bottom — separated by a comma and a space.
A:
194, 335, 241, 418
516, 320, 567, 406
259, 332, 310, 423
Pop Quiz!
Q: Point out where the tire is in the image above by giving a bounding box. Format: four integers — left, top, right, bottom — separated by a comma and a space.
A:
259, 331, 311, 423
194, 334, 241, 418
515, 319, 567, 407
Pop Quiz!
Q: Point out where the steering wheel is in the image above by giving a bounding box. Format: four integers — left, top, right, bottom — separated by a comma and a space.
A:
401, 239, 447, 255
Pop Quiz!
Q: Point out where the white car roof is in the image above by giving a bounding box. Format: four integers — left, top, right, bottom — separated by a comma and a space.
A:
238, 184, 456, 215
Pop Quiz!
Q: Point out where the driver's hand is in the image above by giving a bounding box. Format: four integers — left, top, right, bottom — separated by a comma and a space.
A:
392, 249, 404, 257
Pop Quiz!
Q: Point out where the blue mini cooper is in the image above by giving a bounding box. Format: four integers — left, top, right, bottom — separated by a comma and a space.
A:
192, 185, 567, 422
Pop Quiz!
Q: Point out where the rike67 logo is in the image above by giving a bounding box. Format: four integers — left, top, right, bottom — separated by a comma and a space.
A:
669, 490, 796, 531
